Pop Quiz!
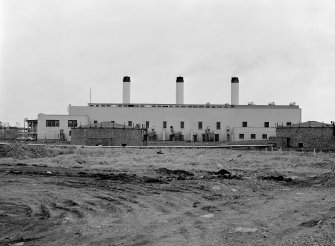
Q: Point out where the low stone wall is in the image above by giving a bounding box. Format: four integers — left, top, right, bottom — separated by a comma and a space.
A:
0, 129, 19, 140
275, 127, 335, 149
269, 137, 288, 148
71, 128, 144, 146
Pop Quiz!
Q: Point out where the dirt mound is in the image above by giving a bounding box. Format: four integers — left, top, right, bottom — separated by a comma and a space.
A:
0, 144, 54, 159
156, 168, 195, 180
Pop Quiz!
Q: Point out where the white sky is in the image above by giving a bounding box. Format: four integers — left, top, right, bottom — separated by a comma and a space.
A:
1, 0, 334, 125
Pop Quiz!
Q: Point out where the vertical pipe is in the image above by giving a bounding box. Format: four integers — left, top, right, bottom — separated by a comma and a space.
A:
176, 76, 184, 104
231, 77, 239, 105
123, 76, 131, 104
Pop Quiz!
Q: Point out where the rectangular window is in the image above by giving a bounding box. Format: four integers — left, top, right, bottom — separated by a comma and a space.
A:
68, 120, 77, 128
128, 121, 132, 127
69, 130, 71, 136
46, 120, 59, 127
180, 121, 184, 129
262, 134, 268, 139
216, 122, 221, 130
146, 121, 150, 129
239, 134, 244, 139
287, 122, 292, 126
251, 134, 256, 139
198, 121, 203, 130
264, 122, 269, 128
242, 122, 248, 127
163, 121, 167, 129
94, 120, 98, 124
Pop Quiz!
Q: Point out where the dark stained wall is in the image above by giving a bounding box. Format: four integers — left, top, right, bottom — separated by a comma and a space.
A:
274, 127, 335, 149
0, 128, 19, 140
71, 128, 144, 146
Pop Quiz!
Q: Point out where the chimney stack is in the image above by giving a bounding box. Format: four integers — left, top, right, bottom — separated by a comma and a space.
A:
231, 77, 239, 105
123, 76, 131, 104
176, 76, 184, 104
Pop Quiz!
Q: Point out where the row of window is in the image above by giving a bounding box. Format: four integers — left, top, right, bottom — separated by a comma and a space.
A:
129, 121, 292, 129
46, 120, 77, 127
239, 134, 268, 140
128, 121, 221, 130
46, 119, 291, 130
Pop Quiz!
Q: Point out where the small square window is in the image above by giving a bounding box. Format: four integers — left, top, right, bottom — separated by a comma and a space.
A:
68, 120, 77, 128
264, 122, 269, 128
251, 134, 256, 139
239, 134, 244, 139
298, 142, 304, 148
163, 121, 167, 129
198, 122, 203, 130
216, 122, 221, 130
180, 121, 184, 129
287, 122, 292, 126
46, 120, 60, 127
262, 134, 268, 139
94, 121, 98, 124
242, 122, 247, 127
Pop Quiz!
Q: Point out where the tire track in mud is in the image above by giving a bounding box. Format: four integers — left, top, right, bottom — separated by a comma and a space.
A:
0, 167, 234, 245
2, 165, 335, 245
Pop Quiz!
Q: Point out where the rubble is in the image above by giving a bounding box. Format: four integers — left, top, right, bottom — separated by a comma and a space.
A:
0, 144, 54, 159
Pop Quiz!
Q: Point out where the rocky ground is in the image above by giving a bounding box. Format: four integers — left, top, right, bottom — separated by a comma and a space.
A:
0, 144, 335, 246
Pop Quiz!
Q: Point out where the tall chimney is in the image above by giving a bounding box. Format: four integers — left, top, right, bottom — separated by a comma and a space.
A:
176, 76, 184, 104
231, 77, 239, 105
123, 76, 131, 104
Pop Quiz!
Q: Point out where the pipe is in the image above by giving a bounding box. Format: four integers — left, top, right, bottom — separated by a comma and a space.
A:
123, 76, 131, 104
176, 76, 184, 104
231, 77, 239, 105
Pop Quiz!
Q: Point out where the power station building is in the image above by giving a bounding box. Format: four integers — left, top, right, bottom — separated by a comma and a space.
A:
34, 77, 302, 143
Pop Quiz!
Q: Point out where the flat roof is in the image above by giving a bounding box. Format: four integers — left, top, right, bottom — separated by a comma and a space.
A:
84, 103, 300, 109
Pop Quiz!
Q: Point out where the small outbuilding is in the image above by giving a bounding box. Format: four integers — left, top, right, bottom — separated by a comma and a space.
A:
270, 121, 335, 150
70, 122, 145, 146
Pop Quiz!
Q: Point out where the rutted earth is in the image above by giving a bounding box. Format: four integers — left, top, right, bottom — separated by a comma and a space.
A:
0, 145, 335, 245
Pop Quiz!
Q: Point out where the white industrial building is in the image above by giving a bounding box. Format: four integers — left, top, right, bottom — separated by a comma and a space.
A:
34, 76, 301, 143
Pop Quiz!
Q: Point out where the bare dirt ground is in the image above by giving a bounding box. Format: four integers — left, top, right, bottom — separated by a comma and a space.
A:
1, 144, 335, 246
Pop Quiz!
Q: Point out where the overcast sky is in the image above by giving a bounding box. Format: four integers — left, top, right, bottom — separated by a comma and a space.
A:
1, 0, 334, 126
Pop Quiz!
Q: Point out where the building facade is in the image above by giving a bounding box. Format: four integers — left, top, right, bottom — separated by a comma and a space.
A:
68, 103, 300, 142
34, 76, 302, 143
37, 114, 89, 141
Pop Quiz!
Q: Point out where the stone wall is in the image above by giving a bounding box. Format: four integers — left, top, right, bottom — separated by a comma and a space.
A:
71, 128, 144, 146
0, 128, 19, 140
275, 127, 335, 149
269, 137, 288, 148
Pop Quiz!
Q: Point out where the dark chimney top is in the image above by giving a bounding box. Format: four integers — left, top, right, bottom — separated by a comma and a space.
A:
176, 76, 184, 83
231, 77, 239, 83
123, 76, 131, 82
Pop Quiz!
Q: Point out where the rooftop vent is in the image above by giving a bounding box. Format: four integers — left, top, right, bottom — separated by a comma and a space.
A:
268, 102, 275, 105
289, 102, 296, 106
248, 102, 255, 105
